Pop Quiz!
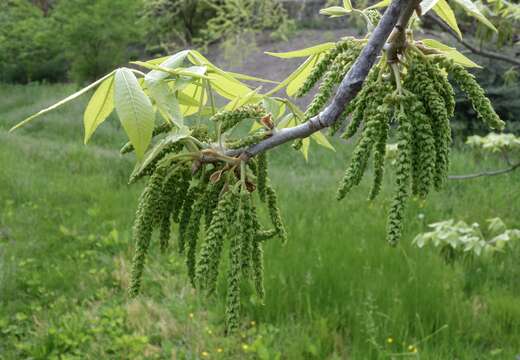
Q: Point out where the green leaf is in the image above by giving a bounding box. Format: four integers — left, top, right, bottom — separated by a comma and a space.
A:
487, 217, 507, 236
179, 83, 207, 116
224, 87, 263, 111
131, 127, 191, 180
311, 131, 335, 151
366, 0, 390, 10
227, 71, 279, 84
10, 71, 115, 132
114, 68, 155, 160
83, 74, 115, 144
265, 42, 335, 59
343, 0, 353, 10
148, 82, 183, 127
277, 113, 296, 129
262, 97, 286, 120
266, 55, 317, 96
422, 38, 481, 67
319, 6, 352, 17
300, 137, 310, 161
451, 0, 497, 31
420, 0, 441, 14
207, 73, 252, 100
145, 50, 190, 85
287, 54, 323, 96
284, 99, 306, 121
433, 0, 462, 39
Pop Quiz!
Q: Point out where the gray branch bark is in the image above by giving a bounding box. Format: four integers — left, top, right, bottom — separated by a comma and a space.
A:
426, 13, 520, 67
448, 161, 520, 180
231, 0, 411, 160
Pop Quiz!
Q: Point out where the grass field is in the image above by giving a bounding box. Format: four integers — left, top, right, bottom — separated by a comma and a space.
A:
1, 83, 519, 359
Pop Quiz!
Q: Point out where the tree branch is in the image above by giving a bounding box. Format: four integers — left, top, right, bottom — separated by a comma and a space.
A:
231, 0, 412, 160
426, 13, 520, 67
448, 161, 520, 180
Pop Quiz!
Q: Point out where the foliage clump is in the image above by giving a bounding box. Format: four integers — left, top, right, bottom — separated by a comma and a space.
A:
413, 218, 520, 263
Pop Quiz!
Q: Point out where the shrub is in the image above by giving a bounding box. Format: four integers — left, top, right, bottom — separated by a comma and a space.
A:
0, 0, 67, 83
51, 0, 144, 83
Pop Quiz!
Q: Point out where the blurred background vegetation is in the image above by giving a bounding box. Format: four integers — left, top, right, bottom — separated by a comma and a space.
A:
0, 0, 518, 133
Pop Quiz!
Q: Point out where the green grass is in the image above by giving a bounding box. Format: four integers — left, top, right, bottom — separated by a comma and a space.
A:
1, 83, 519, 359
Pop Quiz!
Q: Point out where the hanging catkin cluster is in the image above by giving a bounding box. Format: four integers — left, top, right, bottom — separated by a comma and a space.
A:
124, 105, 285, 333
296, 38, 364, 104
299, 43, 505, 246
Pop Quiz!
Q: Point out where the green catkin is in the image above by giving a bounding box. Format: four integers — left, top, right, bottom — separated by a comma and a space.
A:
196, 189, 235, 294
204, 180, 224, 227
211, 104, 267, 134
368, 98, 392, 200
190, 124, 210, 142
438, 58, 505, 131
128, 164, 168, 297
424, 59, 455, 118
340, 68, 381, 140
255, 229, 277, 242
257, 153, 267, 202
171, 167, 192, 223
225, 192, 244, 333
178, 185, 197, 254
239, 191, 255, 277
250, 202, 265, 300
265, 183, 287, 243
386, 99, 413, 246
226, 131, 269, 149
295, 39, 358, 98
129, 142, 184, 184
405, 56, 451, 190
185, 183, 208, 285
336, 92, 388, 200
158, 166, 186, 252
251, 239, 265, 301
120, 121, 173, 154
304, 48, 360, 120
407, 95, 437, 198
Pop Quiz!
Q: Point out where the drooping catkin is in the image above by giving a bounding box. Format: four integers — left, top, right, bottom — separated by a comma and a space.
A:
250, 202, 265, 300
239, 191, 256, 277
185, 182, 208, 285
178, 184, 197, 254
211, 104, 267, 134
120, 121, 173, 154
296, 39, 359, 98
337, 89, 389, 200
171, 167, 192, 223
128, 164, 168, 297
265, 183, 287, 244
204, 179, 225, 227
368, 98, 392, 200
436, 58, 505, 131
257, 153, 268, 202
196, 188, 235, 294
340, 68, 382, 140
129, 142, 184, 184
405, 56, 451, 190
407, 95, 436, 198
226, 131, 270, 150
158, 166, 183, 252
251, 239, 265, 301
225, 190, 244, 333
386, 99, 413, 246
304, 48, 360, 120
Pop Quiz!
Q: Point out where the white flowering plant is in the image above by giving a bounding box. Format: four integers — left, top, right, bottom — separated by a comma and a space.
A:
413, 217, 520, 263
